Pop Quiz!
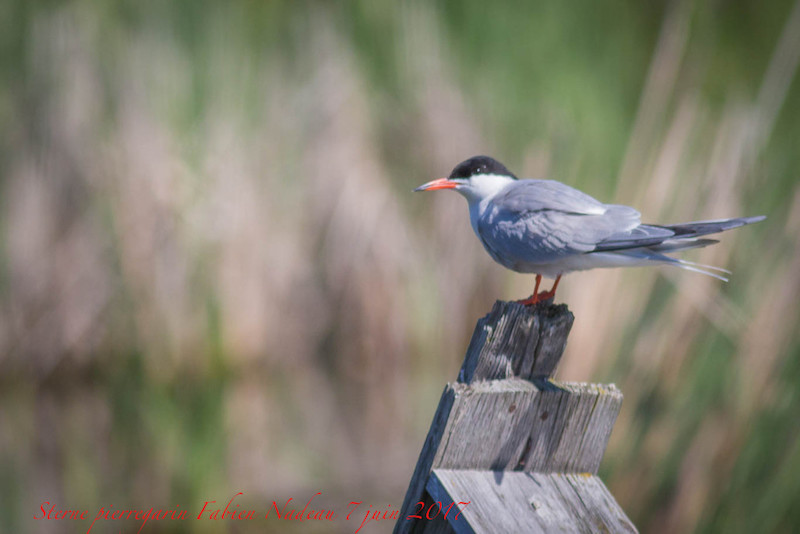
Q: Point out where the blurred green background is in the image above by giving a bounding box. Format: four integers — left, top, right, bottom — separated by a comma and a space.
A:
1, 0, 799, 533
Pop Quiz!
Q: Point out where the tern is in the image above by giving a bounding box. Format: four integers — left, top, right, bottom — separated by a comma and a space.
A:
415, 155, 765, 305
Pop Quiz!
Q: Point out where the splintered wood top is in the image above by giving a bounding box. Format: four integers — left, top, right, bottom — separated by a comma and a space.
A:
459, 301, 574, 383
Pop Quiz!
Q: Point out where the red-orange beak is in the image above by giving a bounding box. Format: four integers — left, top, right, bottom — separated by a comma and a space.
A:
413, 178, 458, 192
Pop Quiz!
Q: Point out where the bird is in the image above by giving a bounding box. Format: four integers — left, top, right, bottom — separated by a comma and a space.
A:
414, 155, 765, 305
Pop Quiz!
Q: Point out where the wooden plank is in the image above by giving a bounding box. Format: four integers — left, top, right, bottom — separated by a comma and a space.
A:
458, 301, 574, 384
433, 380, 622, 474
396, 301, 633, 533
397, 386, 457, 533
396, 380, 623, 533
421, 470, 637, 534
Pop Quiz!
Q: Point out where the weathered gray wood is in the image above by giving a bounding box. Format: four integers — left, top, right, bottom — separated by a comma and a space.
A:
397, 386, 457, 531
525, 304, 574, 378
458, 301, 573, 384
396, 380, 623, 533
432, 380, 621, 474
426, 470, 637, 534
395, 301, 633, 534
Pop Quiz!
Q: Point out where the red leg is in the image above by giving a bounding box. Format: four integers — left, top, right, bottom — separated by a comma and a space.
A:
516, 274, 542, 306
517, 274, 561, 306
538, 275, 562, 301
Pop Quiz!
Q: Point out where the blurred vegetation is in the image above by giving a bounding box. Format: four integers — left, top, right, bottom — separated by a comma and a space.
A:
1, 1, 799, 533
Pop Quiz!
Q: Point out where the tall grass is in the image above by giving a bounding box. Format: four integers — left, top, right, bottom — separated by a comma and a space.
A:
0, 1, 798, 533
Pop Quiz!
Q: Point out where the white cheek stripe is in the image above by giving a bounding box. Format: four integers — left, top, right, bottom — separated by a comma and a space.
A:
467, 174, 516, 198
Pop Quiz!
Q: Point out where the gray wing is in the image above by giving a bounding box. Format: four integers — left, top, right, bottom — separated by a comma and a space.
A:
593, 215, 766, 252
478, 180, 646, 265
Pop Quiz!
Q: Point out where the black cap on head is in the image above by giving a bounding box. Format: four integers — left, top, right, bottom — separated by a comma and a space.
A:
448, 156, 516, 180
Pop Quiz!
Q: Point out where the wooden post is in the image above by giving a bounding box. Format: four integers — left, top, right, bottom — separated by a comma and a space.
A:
395, 301, 637, 534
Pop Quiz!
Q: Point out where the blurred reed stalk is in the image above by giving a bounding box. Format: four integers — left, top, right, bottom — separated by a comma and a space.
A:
0, 1, 798, 533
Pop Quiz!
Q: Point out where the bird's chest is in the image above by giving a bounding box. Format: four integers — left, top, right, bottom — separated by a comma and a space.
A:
468, 200, 487, 237
470, 203, 522, 270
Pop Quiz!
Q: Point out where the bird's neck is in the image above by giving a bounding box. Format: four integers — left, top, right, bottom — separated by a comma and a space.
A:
457, 174, 514, 234
465, 194, 498, 237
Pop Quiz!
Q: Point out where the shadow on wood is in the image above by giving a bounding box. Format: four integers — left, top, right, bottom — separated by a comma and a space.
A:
395, 301, 637, 534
